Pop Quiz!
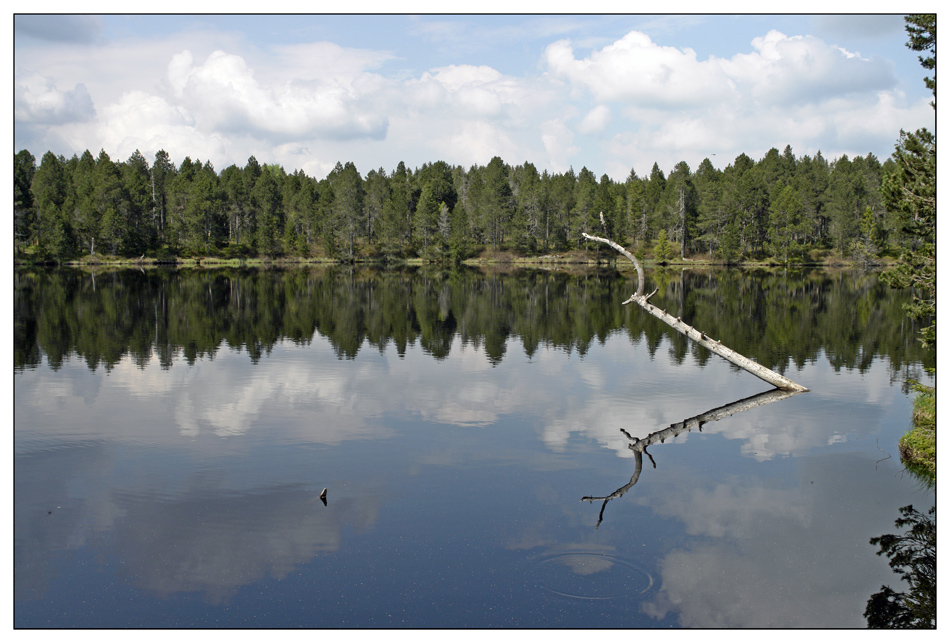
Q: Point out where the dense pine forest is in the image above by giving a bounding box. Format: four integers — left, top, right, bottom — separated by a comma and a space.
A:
13, 144, 905, 266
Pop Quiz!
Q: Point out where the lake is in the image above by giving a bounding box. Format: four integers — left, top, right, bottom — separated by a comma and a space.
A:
13, 265, 935, 628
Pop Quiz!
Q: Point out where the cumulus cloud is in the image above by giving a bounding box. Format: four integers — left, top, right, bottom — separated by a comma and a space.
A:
545, 29, 897, 110
14, 71, 95, 125
90, 90, 201, 157
541, 119, 579, 173
167, 49, 389, 142
544, 32, 734, 107
539, 26, 927, 175
637, 454, 926, 627
723, 30, 898, 106
431, 120, 521, 167
406, 64, 540, 124
578, 104, 611, 134
13, 16, 936, 181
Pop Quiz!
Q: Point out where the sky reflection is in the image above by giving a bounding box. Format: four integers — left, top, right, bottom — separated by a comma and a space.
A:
14, 324, 932, 627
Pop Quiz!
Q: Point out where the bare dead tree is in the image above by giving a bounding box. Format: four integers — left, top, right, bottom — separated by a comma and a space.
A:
582, 227, 808, 392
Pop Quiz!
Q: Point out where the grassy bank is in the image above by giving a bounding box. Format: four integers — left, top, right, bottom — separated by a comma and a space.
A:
15, 242, 899, 270
899, 383, 936, 484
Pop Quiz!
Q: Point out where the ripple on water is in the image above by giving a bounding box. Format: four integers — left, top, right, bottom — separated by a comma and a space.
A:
531, 551, 654, 601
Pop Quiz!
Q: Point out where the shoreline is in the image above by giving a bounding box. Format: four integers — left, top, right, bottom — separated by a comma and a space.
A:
14, 252, 894, 271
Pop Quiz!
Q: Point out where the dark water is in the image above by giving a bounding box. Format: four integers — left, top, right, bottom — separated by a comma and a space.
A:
14, 266, 935, 628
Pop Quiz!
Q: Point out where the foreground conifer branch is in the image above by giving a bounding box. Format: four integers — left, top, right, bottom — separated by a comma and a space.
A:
582, 229, 808, 392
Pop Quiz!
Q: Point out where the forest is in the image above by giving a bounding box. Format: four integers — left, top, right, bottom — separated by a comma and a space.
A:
13, 143, 905, 267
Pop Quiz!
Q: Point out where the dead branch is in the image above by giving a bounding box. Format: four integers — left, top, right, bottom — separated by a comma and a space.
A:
582, 230, 808, 392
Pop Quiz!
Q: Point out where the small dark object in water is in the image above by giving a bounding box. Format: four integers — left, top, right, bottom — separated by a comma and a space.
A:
320, 488, 328, 506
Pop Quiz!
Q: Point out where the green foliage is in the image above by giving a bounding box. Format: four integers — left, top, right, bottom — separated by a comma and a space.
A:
16, 142, 913, 266
31, 151, 71, 259
652, 229, 674, 263
849, 206, 881, 268
14, 150, 36, 251
904, 14, 935, 105
880, 16, 936, 348
768, 184, 806, 263
898, 382, 935, 483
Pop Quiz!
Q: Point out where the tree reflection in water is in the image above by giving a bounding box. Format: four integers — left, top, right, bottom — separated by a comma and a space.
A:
579, 386, 936, 629
864, 506, 936, 628
581, 389, 804, 528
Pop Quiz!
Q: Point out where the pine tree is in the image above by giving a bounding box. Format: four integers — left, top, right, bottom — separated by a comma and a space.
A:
14, 150, 36, 251
31, 151, 71, 258
880, 14, 936, 347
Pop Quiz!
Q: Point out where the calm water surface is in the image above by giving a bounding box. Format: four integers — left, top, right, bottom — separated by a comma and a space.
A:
14, 266, 935, 628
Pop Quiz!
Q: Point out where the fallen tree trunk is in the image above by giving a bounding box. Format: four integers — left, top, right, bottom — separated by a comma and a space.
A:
582, 231, 808, 392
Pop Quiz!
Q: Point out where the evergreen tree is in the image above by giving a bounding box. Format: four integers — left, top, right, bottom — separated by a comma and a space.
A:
547, 168, 575, 250
643, 162, 666, 241
363, 167, 391, 248
220, 164, 248, 246
251, 168, 283, 256
624, 168, 648, 249
571, 167, 598, 247
796, 151, 831, 247
14, 150, 36, 251
768, 184, 806, 263
664, 161, 695, 258
327, 161, 364, 261
68, 150, 98, 253
414, 183, 440, 255
880, 14, 936, 347
509, 162, 544, 254
481, 156, 514, 250
31, 151, 70, 258
122, 149, 154, 252
150, 149, 175, 243
904, 14, 935, 106
652, 228, 674, 263
693, 158, 724, 258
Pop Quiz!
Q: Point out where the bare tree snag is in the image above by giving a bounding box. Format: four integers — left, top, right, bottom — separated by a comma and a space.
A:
582, 230, 808, 392
582, 388, 804, 528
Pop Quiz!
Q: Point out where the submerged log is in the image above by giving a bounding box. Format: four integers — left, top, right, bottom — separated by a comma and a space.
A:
582, 231, 808, 392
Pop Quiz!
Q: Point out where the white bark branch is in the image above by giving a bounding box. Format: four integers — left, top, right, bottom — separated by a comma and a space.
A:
582, 231, 808, 392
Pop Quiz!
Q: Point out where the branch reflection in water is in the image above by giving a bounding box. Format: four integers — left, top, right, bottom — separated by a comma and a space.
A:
582, 388, 805, 528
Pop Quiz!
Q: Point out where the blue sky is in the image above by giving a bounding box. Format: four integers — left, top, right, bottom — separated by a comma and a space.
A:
14, 11, 936, 181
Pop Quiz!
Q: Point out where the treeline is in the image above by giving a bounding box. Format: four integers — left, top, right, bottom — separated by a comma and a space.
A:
14, 266, 934, 378
13, 145, 905, 264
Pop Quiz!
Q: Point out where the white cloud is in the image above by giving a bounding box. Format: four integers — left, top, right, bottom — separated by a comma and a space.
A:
92, 91, 195, 153
431, 120, 521, 167
13, 17, 936, 181
169, 49, 389, 141
14, 71, 95, 124
578, 104, 610, 134
724, 30, 898, 106
546, 29, 897, 111
540, 118, 579, 173
637, 454, 928, 627
543, 32, 734, 107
